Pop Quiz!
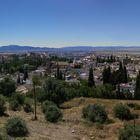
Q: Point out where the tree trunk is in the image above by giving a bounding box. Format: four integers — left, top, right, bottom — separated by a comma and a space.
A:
33, 84, 37, 120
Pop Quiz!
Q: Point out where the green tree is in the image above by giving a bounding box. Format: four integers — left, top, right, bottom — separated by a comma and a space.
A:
17, 75, 20, 84
23, 69, 28, 80
56, 63, 60, 80
0, 77, 16, 97
102, 66, 112, 85
43, 78, 66, 105
123, 66, 128, 83
88, 67, 95, 87
32, 75, 41, 120
59, 71, 63, 80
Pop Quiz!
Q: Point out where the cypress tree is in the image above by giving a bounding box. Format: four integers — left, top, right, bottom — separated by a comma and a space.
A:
17, 75, 20, 84
118, 61, 123, 83
56, 63, 60, 80
123, 66, 128, 83
23, 69, 28, 81
88, 67, 95, 87
102, 66, 112, 84
134, 71, 140, 99
59, 71, 63, 80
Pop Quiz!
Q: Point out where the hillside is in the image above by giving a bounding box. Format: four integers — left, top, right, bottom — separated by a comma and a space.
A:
1, 98, 140, 140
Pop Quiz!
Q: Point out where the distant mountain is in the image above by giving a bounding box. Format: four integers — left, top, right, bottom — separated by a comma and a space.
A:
0, 45, 56, 53
61, 46, 140, 52
0, 45, 140, 53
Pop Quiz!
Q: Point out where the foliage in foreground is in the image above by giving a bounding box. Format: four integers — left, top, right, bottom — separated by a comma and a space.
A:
0, 95, 6, 116
44, 105, 62, 123
42, 100, 57, 113
114, 103, 138, 120
9, 100, 21, 111
0, 77, 16, 97
5, 117, 28, 137
119, 124, 140, 140
23, 98, 33, 113
82, 104, 108, 123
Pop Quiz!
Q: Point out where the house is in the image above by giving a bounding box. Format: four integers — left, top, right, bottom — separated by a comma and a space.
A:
118, 83, 135, 97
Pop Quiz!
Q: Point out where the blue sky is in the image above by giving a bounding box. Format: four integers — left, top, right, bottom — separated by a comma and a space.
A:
0, 0, 140, 47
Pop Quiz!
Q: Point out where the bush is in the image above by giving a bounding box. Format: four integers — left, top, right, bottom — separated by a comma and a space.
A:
0, 95, 6, 116
9, 100, 20, 111
6, 117, 28, 137
42, 100, 57, 113
119, 124, 140, 140
23, 98, 33, 113
127, 103, 140, 110
114, 103, 136, 120
45, 105, 62, 122
11, 93, 25, 105
0, 130, 9, 139
82, 104, 108, 123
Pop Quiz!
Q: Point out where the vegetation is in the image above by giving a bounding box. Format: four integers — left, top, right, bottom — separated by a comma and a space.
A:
44, 105, 62, 123
88, 67, 95, 87
23, 98, 33, 113
134, 71, 140, 99
6, 117, 28, 137
113, 103, 137, 120
0, 77, 16, 97
0, 95, 6, 116
32, 75, 41, 120
119, 124, 140, 140
0, 53, 139, 139
102, 62, 128, 88
43, 78, 67, 106
127, 103, 140, 110
9, 93, 25, 111
42, 100, 57, 113
10, 92, 25, 105
102, 66, 112, 85
82, 104, 108, 123
9, 100, 21, 111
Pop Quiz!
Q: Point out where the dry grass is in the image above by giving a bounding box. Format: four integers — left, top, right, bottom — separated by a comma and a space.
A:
1, 98, 140, 140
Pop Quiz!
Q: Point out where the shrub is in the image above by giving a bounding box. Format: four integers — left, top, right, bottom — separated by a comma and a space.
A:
11, 93, 25, 105
9, 100, 20, 111
127, 103, 136, 108
127, 103, 140, 110
0, 130, 9, 139
6, 117, 28, 137
23, 98, 33, 113
42, 100, 56, 113
119, 124, 140, 140
82, 104, 108, 123
113, 103, 136, 120
45, 105, 62, 122
0, 95, 6, 116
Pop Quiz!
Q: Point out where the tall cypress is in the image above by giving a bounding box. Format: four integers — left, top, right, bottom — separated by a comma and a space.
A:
88, 67, 95, 87
134, 71, 140, 99
118, 61, 123, 83
103, 66, 112, 84
56, 63, 60, 80
123, 66, 128, 83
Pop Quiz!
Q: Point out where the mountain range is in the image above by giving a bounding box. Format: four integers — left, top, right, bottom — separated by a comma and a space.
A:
0, 45, 139, 53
